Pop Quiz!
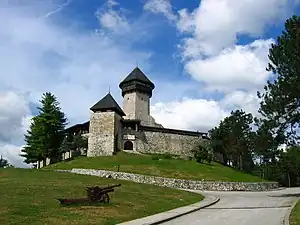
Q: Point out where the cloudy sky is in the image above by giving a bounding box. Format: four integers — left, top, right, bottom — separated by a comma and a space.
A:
0, 0, 299, 167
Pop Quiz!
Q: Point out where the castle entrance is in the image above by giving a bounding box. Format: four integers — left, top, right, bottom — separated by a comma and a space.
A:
124, 140, 133, 150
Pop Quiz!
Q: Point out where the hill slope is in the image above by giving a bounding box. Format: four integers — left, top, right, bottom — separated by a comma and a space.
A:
0, 168, 203, 225
47, 152, 264, 182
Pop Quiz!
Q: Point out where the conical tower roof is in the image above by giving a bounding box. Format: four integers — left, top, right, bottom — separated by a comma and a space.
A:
119, 67, 154, 86
119, 67, 155, 97
90, 93, 125, 116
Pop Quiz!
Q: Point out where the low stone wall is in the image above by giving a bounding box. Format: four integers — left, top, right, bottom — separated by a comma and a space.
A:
60, 168, 279, 191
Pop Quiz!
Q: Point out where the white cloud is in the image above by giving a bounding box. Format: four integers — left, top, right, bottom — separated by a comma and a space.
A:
151, 98, 228, 132
150, 0, 299, 135
0, 91, 31, 168
0, 143, 30, 168
144, 0, 177, 22
0, 1, 151, 167
185, 39, 274, 92
95, 0, 130, 33
220, 91, 260, 117
177, 0, 296, 57
0, 92, 31, 143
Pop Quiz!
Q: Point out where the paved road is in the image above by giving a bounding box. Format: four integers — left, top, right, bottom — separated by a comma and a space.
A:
162, 188, 300, 225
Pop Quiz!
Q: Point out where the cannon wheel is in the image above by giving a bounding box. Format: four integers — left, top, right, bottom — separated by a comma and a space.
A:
102, 193, 110, 204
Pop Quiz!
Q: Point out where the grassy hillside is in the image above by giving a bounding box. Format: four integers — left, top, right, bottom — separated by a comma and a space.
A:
47, 152, 265, 182
0, 168, 203, 225
290, 200, 300, 225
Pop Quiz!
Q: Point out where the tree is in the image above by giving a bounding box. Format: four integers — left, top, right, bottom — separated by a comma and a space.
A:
73, 133, 88, 153
278, 146, 300, 187
59, 133, 74, 154
0, 155, 10, 168
258, 15, 300, 145
60, 132, 88, 157
21, 92, 68, 164
209, 109, 255, 172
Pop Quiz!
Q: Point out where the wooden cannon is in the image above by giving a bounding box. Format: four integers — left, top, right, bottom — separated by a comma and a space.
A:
57, 184, 121, 205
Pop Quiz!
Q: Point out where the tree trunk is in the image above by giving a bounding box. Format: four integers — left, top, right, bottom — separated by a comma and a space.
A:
287, 172, 291, 187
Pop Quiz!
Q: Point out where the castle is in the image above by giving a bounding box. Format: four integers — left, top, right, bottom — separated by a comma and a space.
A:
66, 67, 208, 157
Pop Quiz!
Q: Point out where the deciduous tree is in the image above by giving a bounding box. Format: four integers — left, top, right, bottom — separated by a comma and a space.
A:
209, 110, 255, 172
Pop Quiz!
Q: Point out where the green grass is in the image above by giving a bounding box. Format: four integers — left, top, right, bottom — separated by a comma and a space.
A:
0, 168, 203, 225
290, 200, 300, 225
47, 152, 265, 182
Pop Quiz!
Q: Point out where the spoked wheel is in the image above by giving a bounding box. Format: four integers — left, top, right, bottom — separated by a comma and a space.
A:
102, 193, 110, 204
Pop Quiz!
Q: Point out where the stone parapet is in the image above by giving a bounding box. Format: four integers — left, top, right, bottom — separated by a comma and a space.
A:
62, 168, 279, 191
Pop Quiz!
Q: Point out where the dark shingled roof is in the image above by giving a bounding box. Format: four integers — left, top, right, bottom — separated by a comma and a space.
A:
119, 67, 154, 87
90, 93, 125, 116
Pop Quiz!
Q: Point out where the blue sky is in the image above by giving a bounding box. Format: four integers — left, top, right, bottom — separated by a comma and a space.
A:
0, 0, 299, 167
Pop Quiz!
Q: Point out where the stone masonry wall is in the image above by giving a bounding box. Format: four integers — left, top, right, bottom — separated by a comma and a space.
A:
115, 113, 123, 151
87, 111, 116, 156
135, 130, 204, 156
123, 91, 150, 122
61, 168, 279, 191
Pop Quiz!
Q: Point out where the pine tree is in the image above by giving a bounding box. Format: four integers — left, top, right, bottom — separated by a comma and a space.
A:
21, 92, 68, 164
258, 15, 300, 145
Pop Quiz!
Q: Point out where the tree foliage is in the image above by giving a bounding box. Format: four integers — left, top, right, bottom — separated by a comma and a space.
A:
209, 109, 255, 172
258, 15, 300, 145
21, 92, 68, 164
192, 144, 212, 164
278, 146, 300, 187
0, 155, 10, 168
60, 132, 88, 155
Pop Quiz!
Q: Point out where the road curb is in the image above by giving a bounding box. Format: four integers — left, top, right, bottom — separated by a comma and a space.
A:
283, 199, 299, 225
117, 193, 220, 225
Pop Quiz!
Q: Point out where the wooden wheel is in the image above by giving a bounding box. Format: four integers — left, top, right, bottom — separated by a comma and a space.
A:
102, 193, 110, 204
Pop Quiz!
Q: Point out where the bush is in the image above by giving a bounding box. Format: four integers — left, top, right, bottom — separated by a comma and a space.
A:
207, 153, 213, 164
161, 153, 173, 159
192, 145, 211, 164
152, 155, 160, 160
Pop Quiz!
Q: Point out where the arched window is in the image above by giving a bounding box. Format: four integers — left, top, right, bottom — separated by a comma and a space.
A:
124, 141, 133, 150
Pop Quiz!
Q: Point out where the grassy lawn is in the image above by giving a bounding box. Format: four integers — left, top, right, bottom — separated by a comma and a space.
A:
0, 168, 203, 225
290, 200, 300, 225
46, 152, 265, 182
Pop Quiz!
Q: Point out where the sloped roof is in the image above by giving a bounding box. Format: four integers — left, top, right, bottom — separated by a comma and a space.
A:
119, 67, 154, 87
90, 93, 125, 116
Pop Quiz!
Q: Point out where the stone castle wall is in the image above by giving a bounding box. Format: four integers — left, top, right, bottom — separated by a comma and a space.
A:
123, 91, 150, 122
134, 126, 206, 156
115, 113, 123, 151
87, 111, 116, 156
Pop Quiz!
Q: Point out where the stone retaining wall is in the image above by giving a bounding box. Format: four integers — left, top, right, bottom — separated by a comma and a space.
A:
59, 168, 279, 191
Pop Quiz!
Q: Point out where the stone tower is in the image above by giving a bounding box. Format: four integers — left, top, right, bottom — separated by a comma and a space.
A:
87, 93, 125, 157
119, 67, 155, 125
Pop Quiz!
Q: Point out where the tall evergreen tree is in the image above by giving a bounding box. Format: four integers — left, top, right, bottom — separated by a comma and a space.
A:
258, 15, 300, 145
21, 92, 68, 164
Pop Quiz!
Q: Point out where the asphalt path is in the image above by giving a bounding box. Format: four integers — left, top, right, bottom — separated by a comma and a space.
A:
162, 188, 300, 225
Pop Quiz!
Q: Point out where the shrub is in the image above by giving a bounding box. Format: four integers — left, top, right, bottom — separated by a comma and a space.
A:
152, 155, 160, 160
207, 152, 213, 164
192, 145, 210, 163
161, 153, 173, 159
